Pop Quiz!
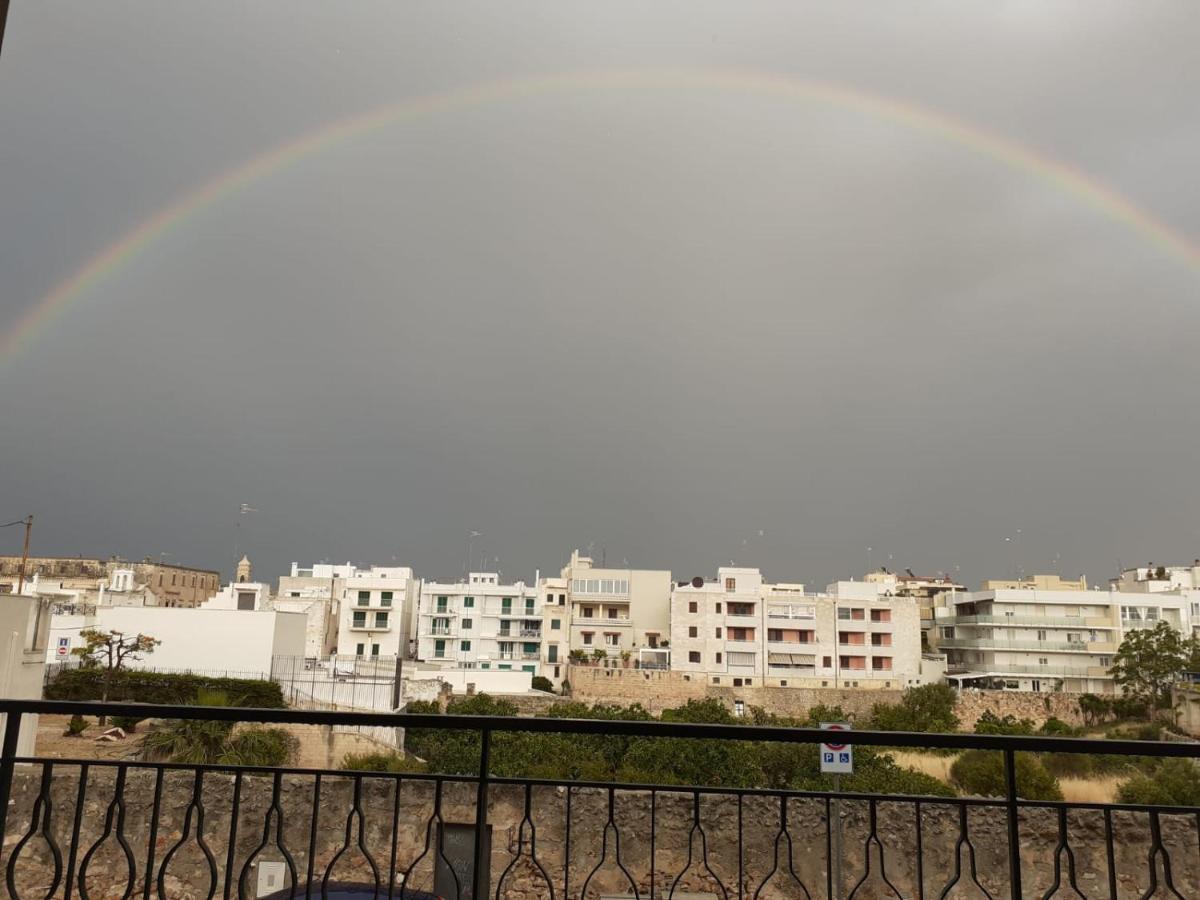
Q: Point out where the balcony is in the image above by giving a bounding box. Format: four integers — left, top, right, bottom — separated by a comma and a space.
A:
5, 698, 1196, 898
946, 662, 1112, 678
518, 629, 543, 638
944, 614, 1116, 628
940, 637, 1116, 653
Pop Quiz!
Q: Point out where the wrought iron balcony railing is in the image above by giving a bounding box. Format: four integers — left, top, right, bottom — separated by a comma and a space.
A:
3, 699, 1200, 898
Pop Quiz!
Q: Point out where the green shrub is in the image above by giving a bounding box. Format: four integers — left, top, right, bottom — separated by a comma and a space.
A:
974, 711, 1036, 736
220, 728, 299, 767
1117, 759, 1200, 806
949, 750, 1063, 801
45, 668, 285, 708
869, 684, 958, 734
1038, 717, 1079, 736
64, 715, 89, 736
1078, 693, 1112, 727
1106, 723, 1161, 742
341, 751, 427, 773
530, 676, 554, 693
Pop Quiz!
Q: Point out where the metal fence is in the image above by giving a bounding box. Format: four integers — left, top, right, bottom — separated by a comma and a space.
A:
4, 699, 1200, 898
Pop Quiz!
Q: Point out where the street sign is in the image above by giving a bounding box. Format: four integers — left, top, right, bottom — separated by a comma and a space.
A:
820, 721, 853, 774
56, 638, 69, 657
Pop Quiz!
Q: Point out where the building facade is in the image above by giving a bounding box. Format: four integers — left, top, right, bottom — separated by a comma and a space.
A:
416, 573, 545, 675
564, 550, 671, 661
939, 588, 1194, 693
0, 555, 220, 607
334, 567, 419, 659
670, 566, 929, 689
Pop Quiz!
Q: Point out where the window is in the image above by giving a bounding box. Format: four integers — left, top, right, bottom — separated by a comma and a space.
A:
728, 651, 755, 666
838, 608, 850, 620
1037, 629, 1047, 641
712, 677, 721, 685
559, 594, 566, 604
733, 678, 743, 687
582, 606, 595, 618
461, 618, 472, 630
374, 612, 389, 628
548, 645, 558, 662
356, 643, 365, 656
780, 680, 788, 686
688, 601, 698, 613
607, 608, 619, 619
715, 627, 723, 638
499, 664, 512, 671
604, 633, 619, 647
725, 577, 736, 592
715, 602, 722, 613
371, 644, 380, 657
715, 652, 722, 663
526, 597, 535, 611
582, 632, 594, 645
463, 596, 474, 607
381, 591, 393, 606
522, 665, 536, 673
688, 626, 698, 638
551, 619, 561, 629
871, 633, 891, 647
352, 611, 366, 628
437, 596, 449, 612
728, 602, 754, 616
688, 651, 701, 663
1038, 657, 1049, 665
461, 640, 471, 651
547, 594, 554, 604
823, 656, 832, 667
872, 657, 893, 670
358, 590, 370, 605
870, 609, 890, 623
434, 640, 445, 658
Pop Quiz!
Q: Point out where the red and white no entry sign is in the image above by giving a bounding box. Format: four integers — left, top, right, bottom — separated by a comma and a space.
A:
820, 722, 853, 774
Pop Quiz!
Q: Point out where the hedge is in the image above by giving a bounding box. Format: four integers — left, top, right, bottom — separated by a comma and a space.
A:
43, 668, 286, 708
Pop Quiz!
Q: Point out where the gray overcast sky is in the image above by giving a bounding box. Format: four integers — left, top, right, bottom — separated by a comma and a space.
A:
1, 2, 1197, 588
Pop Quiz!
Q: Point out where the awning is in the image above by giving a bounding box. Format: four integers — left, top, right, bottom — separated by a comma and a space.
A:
768, 652, 816, 665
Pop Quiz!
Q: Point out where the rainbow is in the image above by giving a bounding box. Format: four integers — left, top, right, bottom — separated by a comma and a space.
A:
3, 67, 1196, 363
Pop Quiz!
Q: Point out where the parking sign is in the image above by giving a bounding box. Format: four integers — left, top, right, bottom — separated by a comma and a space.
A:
819, 722, 853, 774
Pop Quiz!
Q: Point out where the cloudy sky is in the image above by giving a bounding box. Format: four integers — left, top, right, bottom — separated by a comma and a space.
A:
1, 2, 1197, 588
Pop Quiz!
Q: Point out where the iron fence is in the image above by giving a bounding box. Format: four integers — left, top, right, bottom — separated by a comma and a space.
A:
3, 699, 1200, 898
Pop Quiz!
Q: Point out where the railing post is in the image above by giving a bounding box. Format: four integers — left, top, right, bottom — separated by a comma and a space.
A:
1004, 748, 1022, 900
0, 710, 23, 858
472, 728, 491, 900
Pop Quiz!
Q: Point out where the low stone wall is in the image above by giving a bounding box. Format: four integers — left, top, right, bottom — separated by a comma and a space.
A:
5, 766, 1195, 898
566, 665, 1089, 728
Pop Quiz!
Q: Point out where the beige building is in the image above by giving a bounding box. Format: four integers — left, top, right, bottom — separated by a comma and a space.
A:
835, 569, 964, 646
564, 550, 671, 660
670, 566, 930, 689
982, 574, 1088, 592
275, 561, 358, 658
539, 575, 570, 685
1111, 562, 1200, 593
0, 555, 220, 608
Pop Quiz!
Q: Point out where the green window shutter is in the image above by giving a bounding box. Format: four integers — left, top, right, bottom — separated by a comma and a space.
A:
523, 642, 538, 654
522, 665, 535, 673
463, 597, 474, 607
499, 664, 511, 670
461, 640, 471, 651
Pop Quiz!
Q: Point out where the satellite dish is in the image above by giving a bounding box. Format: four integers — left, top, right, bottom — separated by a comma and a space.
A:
692, 576, 704, 588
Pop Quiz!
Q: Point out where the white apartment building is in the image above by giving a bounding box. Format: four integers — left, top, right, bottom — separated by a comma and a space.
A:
416, 573, 545, 675
201, 580, 271, 611
335, 566, 419, 659
564, 550, 671, 660
831, 570, 963, 647
1112, 562, 1200, 593
939, 588, 1194, 693
670, 566, 928, 689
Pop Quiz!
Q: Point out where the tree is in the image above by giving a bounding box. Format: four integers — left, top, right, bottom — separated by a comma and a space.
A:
1117, 759, 1200, 806
1110, 621, 1188, 710
530, 675, 554, 693
1078, 693, 1112, 728
949, 750, 1062, 801
870, 683, 958, 733
71, 629, 160, 724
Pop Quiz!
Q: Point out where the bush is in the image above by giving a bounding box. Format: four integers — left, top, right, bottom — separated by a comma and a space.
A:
1078, 693, 1112, 727
110, 715, 145, 733
1106, 723, 1161, 742
340, 751, 427, 773
974, 711, 1035, 736
1038, 717, 1079, 737
220, 728, 299, 767
870, 684, 958, 734
64, 715, 89, 737
45, 668, 285, 708
949, 750, 1063, 801
530, 676, 554, 693
1118, 759, 1200, 806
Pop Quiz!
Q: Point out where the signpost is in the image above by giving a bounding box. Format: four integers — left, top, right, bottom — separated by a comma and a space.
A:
821, 722, 852, 898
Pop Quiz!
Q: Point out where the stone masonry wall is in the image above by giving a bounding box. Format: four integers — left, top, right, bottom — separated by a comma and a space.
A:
566, 665, 1089, 728
6, 765, 1196, 898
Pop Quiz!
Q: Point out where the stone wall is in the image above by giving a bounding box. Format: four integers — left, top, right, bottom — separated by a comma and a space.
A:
5, 765, 1195, 898
566, 664, 1089, 728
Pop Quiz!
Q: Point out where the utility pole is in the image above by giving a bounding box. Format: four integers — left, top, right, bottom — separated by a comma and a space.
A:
17, 516, 32, 595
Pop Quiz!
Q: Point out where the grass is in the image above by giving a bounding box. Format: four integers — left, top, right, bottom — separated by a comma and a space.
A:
889, 750, 958, 782
888, 750, 1128, 803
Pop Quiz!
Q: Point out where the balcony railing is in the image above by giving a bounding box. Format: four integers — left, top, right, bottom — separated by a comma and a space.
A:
940, 637, 1115, 653
943, 614, 1116, 628
5, 699, 1200, 898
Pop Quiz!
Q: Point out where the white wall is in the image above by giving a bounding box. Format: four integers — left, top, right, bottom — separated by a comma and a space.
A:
0, 596, 47, 756
406, 667, 534, 694
48, 607, 306, 677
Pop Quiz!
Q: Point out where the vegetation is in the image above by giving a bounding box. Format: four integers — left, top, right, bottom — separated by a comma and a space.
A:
340, 751, 427, 773
64, 715, 89, 737
949, 750, 1063, 801
141, 689, 297, 766
45, 668, 286, 708
69, 629, 160, 723
401, 693, 954, 795
869, 683, 958, 734
1117, 759, 1200, 806
530, 675, 554, 693
110, 715, 145, 733
1110, 621, 1192, 710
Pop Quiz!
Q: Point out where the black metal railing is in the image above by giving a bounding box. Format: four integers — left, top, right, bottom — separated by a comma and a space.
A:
3, 699, 1200, 898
